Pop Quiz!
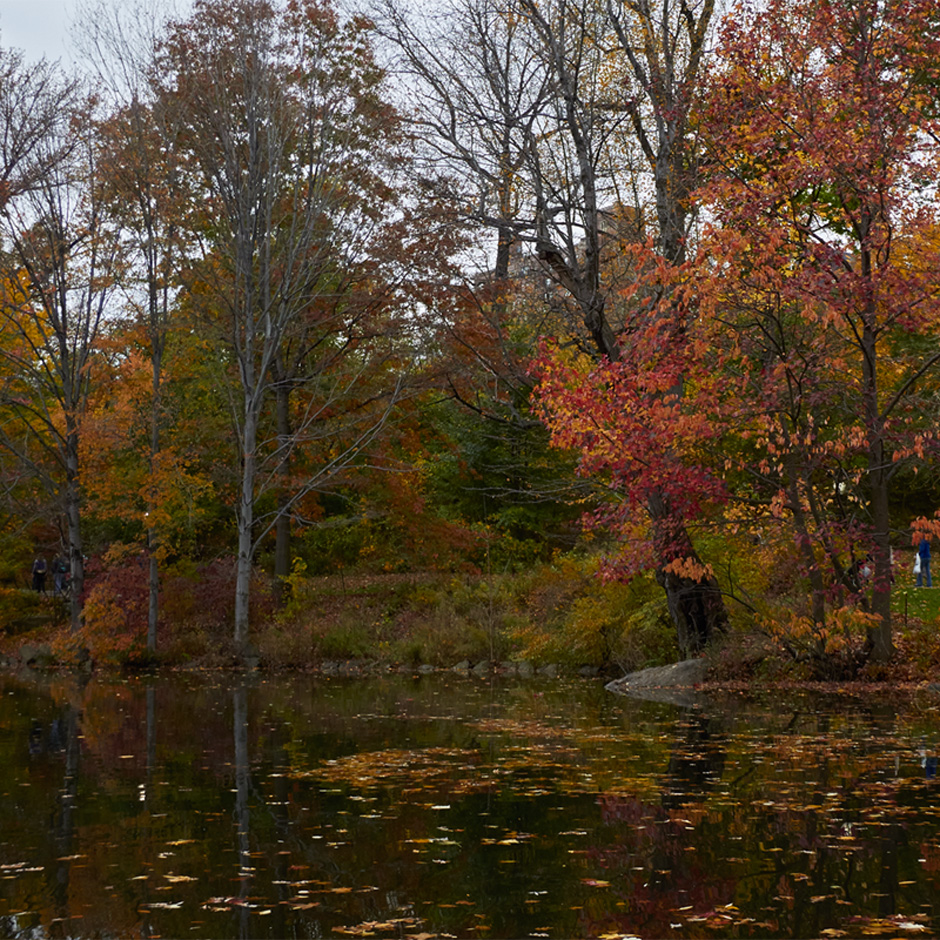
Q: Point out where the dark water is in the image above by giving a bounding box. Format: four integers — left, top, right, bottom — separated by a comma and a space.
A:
0, 670, 939, 939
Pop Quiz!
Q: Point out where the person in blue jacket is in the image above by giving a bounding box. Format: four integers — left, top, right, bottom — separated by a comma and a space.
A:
917, 538, 932, 588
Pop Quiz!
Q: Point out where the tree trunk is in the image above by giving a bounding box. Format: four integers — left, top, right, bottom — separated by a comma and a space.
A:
649, 492, 726, 657
147, 338, 163, 653
786, 453, 828, 629
273, 369, 291, 603
64, 418, 84, 635
233, 409, 258, 648
147, 551, 159, 652
863, 312, 893, 662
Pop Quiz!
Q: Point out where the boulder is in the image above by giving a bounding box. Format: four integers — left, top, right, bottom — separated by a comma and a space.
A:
605, 658, 710, 707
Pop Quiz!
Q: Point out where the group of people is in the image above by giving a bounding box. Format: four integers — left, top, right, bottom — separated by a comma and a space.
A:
30, 555, 69, 596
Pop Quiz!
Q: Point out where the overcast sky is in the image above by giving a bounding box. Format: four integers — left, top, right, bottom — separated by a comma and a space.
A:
0, 1, 77, 62
0, 0, 189, 65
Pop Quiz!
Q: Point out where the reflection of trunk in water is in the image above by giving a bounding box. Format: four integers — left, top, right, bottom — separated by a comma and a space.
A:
270, 741, 294, 935
146, 685, 156, 777
50, 706, 80, 933
662, 714, 726, 810
233, 685, 251, 939
878, 819, 903, 917
230, 688, 346, 935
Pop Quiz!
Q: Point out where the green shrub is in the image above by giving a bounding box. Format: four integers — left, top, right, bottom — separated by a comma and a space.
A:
509, 557, 676, 670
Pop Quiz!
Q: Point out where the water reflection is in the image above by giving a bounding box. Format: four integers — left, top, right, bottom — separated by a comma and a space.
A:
0, 672, 938, 939
662, 712, 726, 808
52, 703, 79, 937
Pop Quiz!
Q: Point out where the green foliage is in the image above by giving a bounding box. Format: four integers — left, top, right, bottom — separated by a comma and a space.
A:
893, 584, 940, 627
295, 503, 368, 576
509, 557, 676, 670
0, 585, 54, 635
276, 557, 315, 621
315, 617, 375, 660
422, 398, 581, 560
384, 576, 524, 665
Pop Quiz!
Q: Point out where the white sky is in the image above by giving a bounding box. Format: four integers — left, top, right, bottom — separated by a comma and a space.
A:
0, 0, 184, 64
0, 0, 77, 62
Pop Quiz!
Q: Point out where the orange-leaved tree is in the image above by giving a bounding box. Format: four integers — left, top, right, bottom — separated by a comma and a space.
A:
691, 0, 940, 663
532, 246, 732, 658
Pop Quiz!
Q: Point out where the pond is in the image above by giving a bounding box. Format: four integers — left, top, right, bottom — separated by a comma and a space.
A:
0, 670, 938, 940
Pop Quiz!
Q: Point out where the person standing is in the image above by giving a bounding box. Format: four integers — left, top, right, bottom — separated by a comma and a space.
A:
52, 556, 68, 596
917, 538, 932, 588
31, 556, 47, 594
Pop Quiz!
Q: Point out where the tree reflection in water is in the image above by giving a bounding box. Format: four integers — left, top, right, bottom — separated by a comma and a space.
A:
0, 673, 938, 939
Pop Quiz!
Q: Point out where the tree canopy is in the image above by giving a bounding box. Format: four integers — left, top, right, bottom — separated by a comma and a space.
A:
0, 0, 938, 674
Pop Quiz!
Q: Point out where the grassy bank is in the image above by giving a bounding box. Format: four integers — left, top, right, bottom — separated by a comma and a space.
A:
0, 557, 676, 674
3, 557, 940, 685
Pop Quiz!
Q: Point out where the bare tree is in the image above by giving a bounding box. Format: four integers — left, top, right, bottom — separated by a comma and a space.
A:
606, 0, 714, 265
0, 50, 80, 206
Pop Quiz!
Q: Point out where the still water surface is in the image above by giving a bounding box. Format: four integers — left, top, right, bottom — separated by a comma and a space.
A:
0, 670, 939, 939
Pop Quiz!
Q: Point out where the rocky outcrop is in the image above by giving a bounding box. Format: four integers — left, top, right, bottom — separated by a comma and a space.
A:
605, 658, 709, 707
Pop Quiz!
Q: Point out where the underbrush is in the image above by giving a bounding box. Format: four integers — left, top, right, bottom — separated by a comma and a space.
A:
5, 546, 940, 684
255, 555, 677, 673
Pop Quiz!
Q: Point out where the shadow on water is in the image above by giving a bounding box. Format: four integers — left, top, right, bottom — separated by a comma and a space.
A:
0, 670, 938, 939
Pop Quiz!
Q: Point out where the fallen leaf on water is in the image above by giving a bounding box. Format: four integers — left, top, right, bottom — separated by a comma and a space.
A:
332, 918, 426, 937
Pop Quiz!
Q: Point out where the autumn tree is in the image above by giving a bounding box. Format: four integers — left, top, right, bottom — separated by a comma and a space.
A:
76, 0, 191, 652
689, 0, 940, 662
0, 84, 122, 633
376, 0, 583, 559
589, 0, 724, 654
381, 0, 727, 655
153, 0, 416, 646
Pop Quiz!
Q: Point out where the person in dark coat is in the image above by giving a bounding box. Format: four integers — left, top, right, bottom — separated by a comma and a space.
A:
917, 538, 932, 588
31, 556, 47, 593
52, 556, 68, 596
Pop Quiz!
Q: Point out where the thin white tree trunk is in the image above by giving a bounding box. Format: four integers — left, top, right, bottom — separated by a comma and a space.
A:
233, 407, 258, 647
